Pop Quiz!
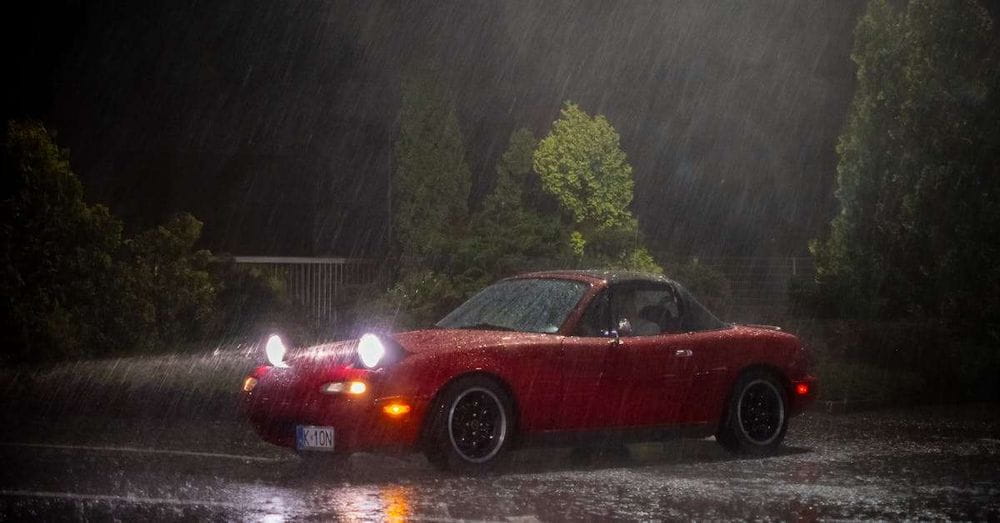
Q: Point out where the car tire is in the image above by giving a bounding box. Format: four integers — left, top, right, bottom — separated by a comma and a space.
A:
423, 375, 515, 473
716, 369, 789, 455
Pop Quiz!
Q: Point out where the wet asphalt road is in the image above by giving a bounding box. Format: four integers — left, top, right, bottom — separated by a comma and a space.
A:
0, 403, 998, 521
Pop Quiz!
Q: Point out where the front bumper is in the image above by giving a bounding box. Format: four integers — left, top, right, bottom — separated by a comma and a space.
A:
242, 369, 430, 454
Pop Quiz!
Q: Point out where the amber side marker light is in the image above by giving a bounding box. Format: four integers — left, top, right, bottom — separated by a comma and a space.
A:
242, 376, 258, 393
382, 403, 412, 417
795, 383, 810, 396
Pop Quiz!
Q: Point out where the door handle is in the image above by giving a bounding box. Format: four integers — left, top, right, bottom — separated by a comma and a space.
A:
674, 349, 693, 357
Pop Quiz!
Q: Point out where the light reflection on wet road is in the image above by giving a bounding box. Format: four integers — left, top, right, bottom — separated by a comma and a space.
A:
1, 404, 998, 520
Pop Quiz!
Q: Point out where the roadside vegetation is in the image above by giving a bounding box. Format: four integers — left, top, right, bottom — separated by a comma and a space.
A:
367, 74, 664, 329
2, 0, 997, 408
796, 0, 1000, 403
0, 121, 296, 363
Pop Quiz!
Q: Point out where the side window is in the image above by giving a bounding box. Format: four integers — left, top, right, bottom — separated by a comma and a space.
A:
675, 283, 728, 332
609, 283, 681, 336
574, 291, 610, 337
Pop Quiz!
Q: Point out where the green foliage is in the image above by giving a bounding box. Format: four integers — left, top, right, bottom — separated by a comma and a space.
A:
799, 319, 998, 402
361, 269, 477, 332
126, 214, 217, 347
380, 99, 666, 333
208, 258, 302, 342
483, 128, 536, 217
533, 102, 662, 273
812, 0, 1000, 330
393, 71, 471, 259
807, 1, 1000, 401
1, 121, 130, 361
624, 248, 661, 274
1, 121, 293, 363
211, 262, 290, 330
814, 355, 925, 403
667, 258, 730, 299
533, 102, 634, 231
460, 128, 570, 284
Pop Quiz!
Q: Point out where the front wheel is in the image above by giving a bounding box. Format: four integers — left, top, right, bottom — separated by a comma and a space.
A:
423, 376, 514, 473
716, 369, 788, 455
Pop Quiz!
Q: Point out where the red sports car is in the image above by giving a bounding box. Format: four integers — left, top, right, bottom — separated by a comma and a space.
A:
241, 270, 816, 471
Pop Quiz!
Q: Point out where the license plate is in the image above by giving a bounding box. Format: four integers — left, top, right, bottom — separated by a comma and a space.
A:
296, 425, 335, 451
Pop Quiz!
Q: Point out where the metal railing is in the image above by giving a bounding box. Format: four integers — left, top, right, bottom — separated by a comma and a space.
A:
233, 257, 386, 323
693, 257, 815, 322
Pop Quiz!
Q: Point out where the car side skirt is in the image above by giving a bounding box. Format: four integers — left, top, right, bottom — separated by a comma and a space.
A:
519, 423, 717, 448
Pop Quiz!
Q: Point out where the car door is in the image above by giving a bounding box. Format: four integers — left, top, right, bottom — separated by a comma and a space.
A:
609, 282, 698, 427
670, 285, 734, 424
671, 329, 730, 424
555, 290, 624, 430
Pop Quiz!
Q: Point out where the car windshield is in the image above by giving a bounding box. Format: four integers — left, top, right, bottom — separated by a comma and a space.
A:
436, 278, 588, 334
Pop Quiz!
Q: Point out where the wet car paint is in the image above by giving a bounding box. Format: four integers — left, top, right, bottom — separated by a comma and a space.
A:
244, 272, 815, 456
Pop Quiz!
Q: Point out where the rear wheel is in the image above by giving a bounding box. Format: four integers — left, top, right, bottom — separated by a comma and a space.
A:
423, 376, 514, 473
716, 369, 788, 455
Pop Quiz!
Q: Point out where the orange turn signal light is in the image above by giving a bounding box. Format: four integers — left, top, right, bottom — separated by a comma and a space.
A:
794, 383, 810, 396
382, 403, 411, 417
242, 376, 258, 393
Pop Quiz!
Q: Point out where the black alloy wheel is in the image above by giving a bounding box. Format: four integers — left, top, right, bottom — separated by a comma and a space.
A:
737, 379, 785, 445
424, 376, 514, 472
448, 387, 507, 463
716, 369, 789, 455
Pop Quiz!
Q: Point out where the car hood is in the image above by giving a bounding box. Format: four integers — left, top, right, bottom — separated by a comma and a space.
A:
283, 328, 554, 368
286, 339, 359, 368
391, 328, 557, 356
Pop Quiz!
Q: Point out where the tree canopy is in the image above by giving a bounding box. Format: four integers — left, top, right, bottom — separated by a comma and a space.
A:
533, 102, 659, 272
811, 0, 1000, 329
380, 101, 665, 329
462, 128, 568, 280
534, 103, 634, 238
0, 121, 293, 363
1, 121, 129, 360
393, 72, 471, 259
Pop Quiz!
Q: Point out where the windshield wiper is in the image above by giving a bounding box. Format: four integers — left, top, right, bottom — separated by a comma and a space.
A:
455, 322, 518, 332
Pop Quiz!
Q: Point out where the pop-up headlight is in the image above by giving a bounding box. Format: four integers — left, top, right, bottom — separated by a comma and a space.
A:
357, 333, 386, 368
265, 334, 289, 368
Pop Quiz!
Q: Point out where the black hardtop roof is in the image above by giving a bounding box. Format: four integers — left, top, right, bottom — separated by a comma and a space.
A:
513, 269, 676, 286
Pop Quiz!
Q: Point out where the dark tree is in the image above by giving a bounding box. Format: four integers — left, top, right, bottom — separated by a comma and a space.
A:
812, 0, 1000, 329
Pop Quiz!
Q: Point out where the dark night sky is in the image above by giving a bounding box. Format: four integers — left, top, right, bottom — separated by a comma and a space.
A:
4, 0, 869, 259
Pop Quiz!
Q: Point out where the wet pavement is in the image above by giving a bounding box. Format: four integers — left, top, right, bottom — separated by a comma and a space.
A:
0, 403, 998, 521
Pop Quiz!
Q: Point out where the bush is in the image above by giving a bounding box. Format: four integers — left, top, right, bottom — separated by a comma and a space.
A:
347, 269, 478, 333
1, 121, 298, 363
797, 319, 999, 403
1, 121, 130, 362
207, 257, 303, 342
814, 354, 925, 402
666, 258, 729, 297
125, 214, 217, 349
